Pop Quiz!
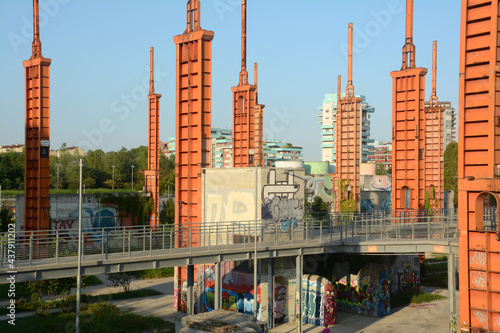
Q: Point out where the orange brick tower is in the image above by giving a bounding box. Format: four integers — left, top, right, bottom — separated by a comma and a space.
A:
232, 0, 264, 167
24, 0, 51, 232
458, 0, 500, 331
334, 23, 362, 212
173, 0, 213, 312
142, 47, 161, 225
390, 0, 428, 213
423, 41, 445, 211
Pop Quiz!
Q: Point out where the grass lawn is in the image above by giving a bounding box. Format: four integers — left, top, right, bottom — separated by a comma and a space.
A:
0, 288, 162, 315
132, 268, 174, 279
0, 309, 174, 333
391, 291, 446, 308
0, 275, 102, 302
425, 262, 448, 274
422, 272, 449, 289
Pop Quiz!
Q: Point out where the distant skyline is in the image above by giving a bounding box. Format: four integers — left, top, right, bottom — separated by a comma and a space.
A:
0, 0, 461, 161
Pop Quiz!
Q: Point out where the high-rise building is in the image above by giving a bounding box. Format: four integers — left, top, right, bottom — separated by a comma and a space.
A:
424, 100, 456, 150
162, 128, 302, 168
318, 93, 374, 164
368, 140, 393, 172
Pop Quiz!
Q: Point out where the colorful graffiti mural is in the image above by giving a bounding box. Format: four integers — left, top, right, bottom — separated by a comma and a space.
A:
274, 276, 288, 324
334, 264, 391, 318
262, 169, 305, 226
323, 282, 336, 327
302, 275, 327, 326
368, 176, 391, 191
305, 174, 333, 202
197, 264, 259, 316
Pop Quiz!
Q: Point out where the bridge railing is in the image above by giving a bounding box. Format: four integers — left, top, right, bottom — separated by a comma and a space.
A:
0, 214, 458, 268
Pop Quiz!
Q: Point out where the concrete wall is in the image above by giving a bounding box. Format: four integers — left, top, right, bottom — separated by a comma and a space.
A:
385, 255, 421, 294
202, 167, 305, 227
360, 175, 392, 212
15, 194, 119, 233
335, 264, 390, 317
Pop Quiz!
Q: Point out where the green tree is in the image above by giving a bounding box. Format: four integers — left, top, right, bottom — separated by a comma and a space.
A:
0, 152, 24, 190
159, 197, 175, 225
159, 154, 175, 195
0, 208, 13, 232
376, 163, 387, 175
310, 196, 328, 218
444, 142, 458, 208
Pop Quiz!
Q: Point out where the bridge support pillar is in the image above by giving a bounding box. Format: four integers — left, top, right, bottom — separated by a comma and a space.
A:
295, 254, 302, 333
448, 253, 456, 333
268, 257, 274, 329
187, 265, 194, 315
214, 261, 221, 310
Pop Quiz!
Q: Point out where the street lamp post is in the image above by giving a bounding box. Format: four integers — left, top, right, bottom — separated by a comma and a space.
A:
131, 165, 134, 191
112, 165, 115, 190
74, 159, 83, 333
253, 163, 258, 318
56, 163, 60, 191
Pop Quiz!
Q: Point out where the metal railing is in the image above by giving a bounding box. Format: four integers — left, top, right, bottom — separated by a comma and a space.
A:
0, 214, 459, 269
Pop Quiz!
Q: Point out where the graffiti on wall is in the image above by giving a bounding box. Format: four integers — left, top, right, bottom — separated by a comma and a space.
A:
396, 260, 420, 293
51, 205, 118, 232
323, 282, 336, 327
207, 188, 255, 223
378, 271, 390, 317
305, 174, 333, 201
368, 176, 391, 191
262, 169, 304, 227
197, 265, 259, 316
360, 193, 392, 212
334, 264, 391, 318
302, 275, 327, 326
274, 276, 288, 324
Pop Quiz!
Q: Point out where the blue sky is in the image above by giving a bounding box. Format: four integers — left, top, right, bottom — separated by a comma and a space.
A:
0, 0, 461, 161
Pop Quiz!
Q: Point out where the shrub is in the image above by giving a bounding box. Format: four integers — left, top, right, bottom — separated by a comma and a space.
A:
106, 272, 135, 292
87, 302, 119, 316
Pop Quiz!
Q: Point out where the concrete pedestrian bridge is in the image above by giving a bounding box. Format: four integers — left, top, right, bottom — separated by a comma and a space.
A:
0, 212, 459, 282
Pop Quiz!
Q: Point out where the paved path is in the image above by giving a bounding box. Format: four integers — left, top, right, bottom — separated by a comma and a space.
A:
1, 275, 459, 332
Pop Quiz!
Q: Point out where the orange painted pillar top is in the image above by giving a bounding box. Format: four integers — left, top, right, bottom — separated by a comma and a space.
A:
143, 47, 161, 225
24, 0, 51, 232
391, 0, 427, 213
232, 0, 263, 167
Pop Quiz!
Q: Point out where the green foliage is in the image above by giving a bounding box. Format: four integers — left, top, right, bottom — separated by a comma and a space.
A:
2, 145, 176, 194
310, 196, 328, 218
339, 179, 357, 212
106, 272, 135, 292
96, 288, 162, 301
375, 163, 387, 175
426, 262, 448, 274
159, 198, 175, 225
391, 291, 446, 308
0, 309, 173, 333
21, 277, 82, 315
159, 154, 175, 195
132, 268, 175, 279
0, 208, 13, 232
100, 193, 153, 225
87, 302, 119, 316
444, 142, 458, 208
0, 151, 24, 190
83, 275, 103, 286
